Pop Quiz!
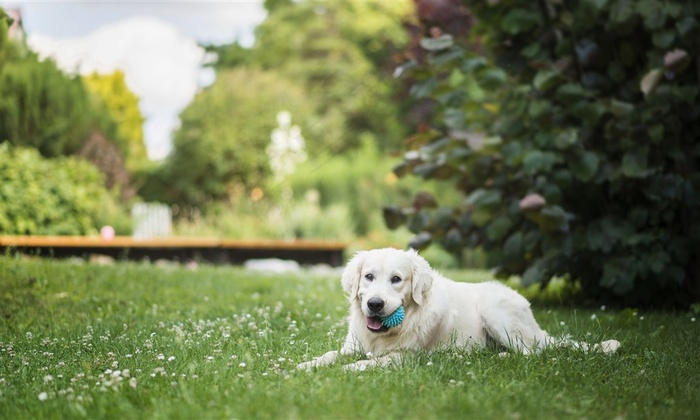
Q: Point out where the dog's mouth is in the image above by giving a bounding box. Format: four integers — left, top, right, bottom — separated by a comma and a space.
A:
366, 316, 389, 333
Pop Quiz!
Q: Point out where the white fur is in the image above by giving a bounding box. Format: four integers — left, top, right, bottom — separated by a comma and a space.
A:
297, 248, 620, 371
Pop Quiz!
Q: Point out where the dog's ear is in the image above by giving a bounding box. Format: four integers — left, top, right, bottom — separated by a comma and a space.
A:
408, 248, 433, 306
341, 251, 365, 299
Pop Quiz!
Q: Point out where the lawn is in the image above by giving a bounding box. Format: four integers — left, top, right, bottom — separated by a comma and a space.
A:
1, 255, 699, 419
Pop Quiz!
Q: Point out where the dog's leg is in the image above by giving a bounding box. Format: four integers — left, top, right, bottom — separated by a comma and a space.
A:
482, 309, 550, 354
296, 331, 362, 370
296, 350, 341, 370
343, 353, 402, 372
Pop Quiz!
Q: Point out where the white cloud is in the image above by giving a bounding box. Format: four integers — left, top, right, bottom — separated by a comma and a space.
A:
28, 17, 211, 160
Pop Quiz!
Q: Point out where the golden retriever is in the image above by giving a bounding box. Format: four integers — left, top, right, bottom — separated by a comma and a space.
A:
297, 248, 620, 371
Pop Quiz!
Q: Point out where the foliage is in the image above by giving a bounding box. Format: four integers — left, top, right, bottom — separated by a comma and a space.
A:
0, 49, 92, 156
247, 0, 411, 152
386, 0, 700, 307
82, 71, 148, 170
0, 13, 140, 209
2, 256, 700, 419
0, 144, 127, 235
0, 8, 11, 70
289, 137, 454, 236
141, 68, 316, 209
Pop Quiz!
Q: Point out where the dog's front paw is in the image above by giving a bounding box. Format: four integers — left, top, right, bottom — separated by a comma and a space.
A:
342, 360, 371, 372
295, 350, 340, 370
596, 339, 621, 354
296, 360, 317, 371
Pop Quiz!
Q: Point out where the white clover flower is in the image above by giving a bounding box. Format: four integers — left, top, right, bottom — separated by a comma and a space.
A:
38, 392, 48, 401
238, 362, 247, 368
43, 375, 54, 383
590, 314, 597, 320
168, 356, 176, 362
129, 378, 137, 389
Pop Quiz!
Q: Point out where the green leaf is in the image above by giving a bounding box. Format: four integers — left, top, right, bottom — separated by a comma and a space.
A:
470, 207, 494, 227
554, 130, 578, 149
522, 150, 558, 175
570, 151, 599, 181
465, 189, 502, 208
570, 100, 606, 125
652, 29, 675, 49
430, 48, 463, 68
533, 70, 563, 91
676, 17, 698, 43
434, 206, 455, 230
501, 8, 542, 34
420, 35, 454, 51
462, 56, 487, 72
522, 258, 547, 287
410, 77, 438, 99
608, 99, 634, 117
648, 124, 664, 143
503, 231, 524, 261
609, 0, 634, 24
636, 0, 666, 30
479, 68, 508, 90
444, 108, 465, 130
555, 83, 588, 102
486, 215, 513, 241
601, 258, 635, 294
525, 205, 570, 233
621, 146, 650, 178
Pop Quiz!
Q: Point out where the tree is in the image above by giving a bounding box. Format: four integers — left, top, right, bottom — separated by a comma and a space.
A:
386, 0, 700, 308
0, 51, 92, 156
142, 68, 316, 210
83, 71, 147, 170
246, 0, 412, 152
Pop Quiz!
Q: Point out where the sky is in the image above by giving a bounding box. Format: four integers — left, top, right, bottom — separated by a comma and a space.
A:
2, 1, 267, 160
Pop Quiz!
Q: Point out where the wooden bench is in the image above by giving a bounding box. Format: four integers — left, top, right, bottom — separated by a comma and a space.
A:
0, 235, 347, 267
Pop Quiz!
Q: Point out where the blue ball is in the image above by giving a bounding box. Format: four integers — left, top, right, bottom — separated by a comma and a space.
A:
381, 306, 405, 328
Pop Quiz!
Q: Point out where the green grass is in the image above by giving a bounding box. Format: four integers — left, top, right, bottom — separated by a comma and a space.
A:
1, 255, 699, 419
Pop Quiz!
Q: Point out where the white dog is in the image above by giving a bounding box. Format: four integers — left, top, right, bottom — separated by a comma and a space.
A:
297, 248, 620, 371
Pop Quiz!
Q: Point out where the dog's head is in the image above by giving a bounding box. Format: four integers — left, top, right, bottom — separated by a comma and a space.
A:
340, 248, 433, 333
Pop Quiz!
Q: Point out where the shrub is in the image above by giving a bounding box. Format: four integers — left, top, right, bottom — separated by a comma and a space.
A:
0, 143, 127, 235
386, 0, 700, 307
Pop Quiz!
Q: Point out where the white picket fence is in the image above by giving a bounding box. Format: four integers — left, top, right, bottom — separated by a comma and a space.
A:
132, 203, 171, 239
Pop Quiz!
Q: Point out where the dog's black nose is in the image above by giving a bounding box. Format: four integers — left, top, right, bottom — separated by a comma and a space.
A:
367, 297, 385, 313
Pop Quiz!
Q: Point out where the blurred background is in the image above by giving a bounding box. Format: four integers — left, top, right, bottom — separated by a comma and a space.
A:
0, 0, 455, 260
2, 0, 699, 307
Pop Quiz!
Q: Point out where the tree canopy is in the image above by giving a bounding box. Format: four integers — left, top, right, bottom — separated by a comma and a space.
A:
83, 71, 147, 170
141, 68, 317, 209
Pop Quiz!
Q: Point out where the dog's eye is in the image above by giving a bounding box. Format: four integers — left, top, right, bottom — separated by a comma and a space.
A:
364, 273, 374, 281
391, 276, 402, 284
